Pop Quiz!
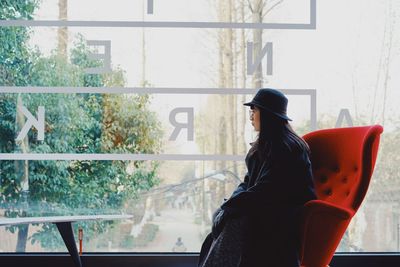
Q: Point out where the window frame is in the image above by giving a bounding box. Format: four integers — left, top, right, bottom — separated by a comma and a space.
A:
0, 252, 400, 267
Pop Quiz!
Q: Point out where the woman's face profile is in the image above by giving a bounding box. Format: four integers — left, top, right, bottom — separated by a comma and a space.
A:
249, 106, 260, 132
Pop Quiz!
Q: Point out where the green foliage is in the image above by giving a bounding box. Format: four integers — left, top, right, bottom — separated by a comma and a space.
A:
0, 2, 163, 250
0, 0, 38, 86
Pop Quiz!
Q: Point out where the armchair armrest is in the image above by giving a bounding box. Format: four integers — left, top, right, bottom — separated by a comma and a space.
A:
299, 200, 354, 267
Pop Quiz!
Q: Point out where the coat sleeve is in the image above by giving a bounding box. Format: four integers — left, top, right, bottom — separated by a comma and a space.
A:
220, 150, 298, 216
229, 172, 249, 198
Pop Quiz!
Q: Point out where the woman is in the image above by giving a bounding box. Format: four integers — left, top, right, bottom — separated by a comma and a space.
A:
198, 88, 317, 267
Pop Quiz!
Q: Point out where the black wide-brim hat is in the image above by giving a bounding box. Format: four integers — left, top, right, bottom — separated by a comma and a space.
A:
243, 88, 292, 121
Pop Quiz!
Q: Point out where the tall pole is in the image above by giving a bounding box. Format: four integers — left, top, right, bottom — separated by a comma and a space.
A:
202, 140, 206, 223
397, 222, 400, 251
57, 0, 68, 59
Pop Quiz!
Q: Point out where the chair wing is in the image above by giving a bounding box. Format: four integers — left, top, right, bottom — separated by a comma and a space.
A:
302, 125, 383, 210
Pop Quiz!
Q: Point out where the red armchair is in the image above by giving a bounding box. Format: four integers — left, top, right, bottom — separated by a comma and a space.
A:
299, 125, 384, 267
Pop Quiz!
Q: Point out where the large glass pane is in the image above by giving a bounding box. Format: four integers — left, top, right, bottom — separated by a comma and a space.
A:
1, 0, 399, 253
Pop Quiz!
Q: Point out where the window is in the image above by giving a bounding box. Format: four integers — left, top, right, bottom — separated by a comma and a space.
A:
1, 0, 399, 255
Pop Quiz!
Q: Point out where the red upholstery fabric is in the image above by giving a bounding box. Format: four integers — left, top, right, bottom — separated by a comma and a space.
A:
299, 125, 383, 267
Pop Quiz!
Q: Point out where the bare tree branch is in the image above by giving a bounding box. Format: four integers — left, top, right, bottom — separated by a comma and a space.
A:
262, 0, 268, 10
381, 1, 395, 127
371, 3, 388, 124
246, 0, 254, 13
262, 0, 284, 18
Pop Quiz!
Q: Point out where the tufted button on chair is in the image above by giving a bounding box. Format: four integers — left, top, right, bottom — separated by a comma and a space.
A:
299, 125, 383, 267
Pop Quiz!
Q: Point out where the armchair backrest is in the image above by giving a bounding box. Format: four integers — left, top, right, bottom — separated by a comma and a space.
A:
299, 125, 383, 267
302, 125, 383, 211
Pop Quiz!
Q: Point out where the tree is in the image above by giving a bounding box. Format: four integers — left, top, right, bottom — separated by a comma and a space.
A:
0, 2, 163, 251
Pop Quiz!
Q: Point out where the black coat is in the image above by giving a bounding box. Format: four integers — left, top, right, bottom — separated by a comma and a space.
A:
201, 144, 317, 267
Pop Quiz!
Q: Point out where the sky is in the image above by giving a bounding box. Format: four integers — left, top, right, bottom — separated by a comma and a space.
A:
27, 0, 400, 155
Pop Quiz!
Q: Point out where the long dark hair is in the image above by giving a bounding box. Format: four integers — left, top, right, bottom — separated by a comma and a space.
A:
249, 107, 310, 163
